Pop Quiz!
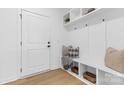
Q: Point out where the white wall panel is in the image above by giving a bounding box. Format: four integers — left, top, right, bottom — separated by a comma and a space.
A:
107, 17, 124, 49
89, 22, 106, 66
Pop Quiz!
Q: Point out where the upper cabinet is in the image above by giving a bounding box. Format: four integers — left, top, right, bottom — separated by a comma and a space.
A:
63, 8, 124, 30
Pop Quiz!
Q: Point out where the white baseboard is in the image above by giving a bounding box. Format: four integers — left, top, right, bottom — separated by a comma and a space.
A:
0, 75, 18, 85
0, 67, 61, 84
50, 67, 60, 70
20, 67, 61, 79
20, 69, 51, 79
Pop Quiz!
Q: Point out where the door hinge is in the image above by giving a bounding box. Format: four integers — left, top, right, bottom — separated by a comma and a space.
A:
20, 68, 22, 72
20, 41, 22, 46
20, 14, 22, 19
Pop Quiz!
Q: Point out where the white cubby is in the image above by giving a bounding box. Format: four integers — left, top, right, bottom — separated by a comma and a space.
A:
63, 12, 70, 24
79, 63, 96, 77
70, 8, 81, 21
79, 63, 96, 84
63, 8, 100, 26
62, 60, 96, 85
81, 8, 96, 16
98, 70, 124, 85
63, 8, 124, 29
69, 61, 79, 75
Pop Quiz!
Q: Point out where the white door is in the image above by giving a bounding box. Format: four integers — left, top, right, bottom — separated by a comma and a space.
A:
21, 10, 50, 76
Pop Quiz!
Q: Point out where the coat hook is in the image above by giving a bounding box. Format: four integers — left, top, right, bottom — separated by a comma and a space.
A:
74, 27, 77, 30
85, 24, 88, 27
102, 19, 105, 22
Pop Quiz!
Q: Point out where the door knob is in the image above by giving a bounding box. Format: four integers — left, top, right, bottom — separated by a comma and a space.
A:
47, 45, 51, 48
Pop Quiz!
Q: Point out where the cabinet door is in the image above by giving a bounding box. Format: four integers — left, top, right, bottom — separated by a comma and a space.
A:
107, 17, 124, 49
89, 23, 106, 65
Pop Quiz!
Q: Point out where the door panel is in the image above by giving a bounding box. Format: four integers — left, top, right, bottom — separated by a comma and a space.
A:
107, 17, 124, 49
79, 27, 89, 60
27, 15, 49, 43
89, 23, 106, 66
22, 10, 50, 76
27, 49, 49, 68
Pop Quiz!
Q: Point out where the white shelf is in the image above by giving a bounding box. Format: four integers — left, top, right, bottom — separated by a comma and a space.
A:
73, 58, 97, 68
63, 8, 101, 26
98, 66, 124, 78
63, 8, 124, 28
81, 76, 95, 85
62, 57, 124, 85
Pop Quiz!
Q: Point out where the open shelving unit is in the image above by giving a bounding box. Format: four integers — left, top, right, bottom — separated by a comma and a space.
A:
62, 59, 97, 85
62, 58, 124, 85
63, 8, 124, 30
98, 69, 124, 85
64, 8, 99, 26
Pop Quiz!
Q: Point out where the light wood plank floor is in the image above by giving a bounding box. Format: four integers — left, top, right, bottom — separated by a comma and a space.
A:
6, 69, 85, 85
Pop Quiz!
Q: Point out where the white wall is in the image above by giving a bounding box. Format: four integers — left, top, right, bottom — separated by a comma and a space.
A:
0, 9, 19, 83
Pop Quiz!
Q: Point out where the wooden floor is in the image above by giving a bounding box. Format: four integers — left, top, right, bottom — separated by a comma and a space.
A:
6, 69, 85, 85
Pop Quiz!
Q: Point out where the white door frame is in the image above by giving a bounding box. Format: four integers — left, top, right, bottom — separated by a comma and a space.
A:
17, 8, 51, 79
17, 8, 22, 79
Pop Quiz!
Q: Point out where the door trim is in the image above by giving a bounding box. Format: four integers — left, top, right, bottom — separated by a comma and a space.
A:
17, 8, 22, 79
22, 9, 50, 18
